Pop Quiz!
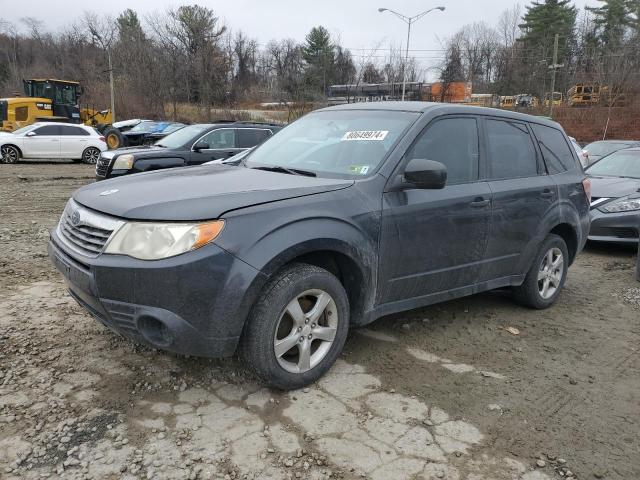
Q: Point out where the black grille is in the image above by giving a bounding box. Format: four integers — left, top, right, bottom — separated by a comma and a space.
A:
60, 211, 113, 256
96, 155, 111, 177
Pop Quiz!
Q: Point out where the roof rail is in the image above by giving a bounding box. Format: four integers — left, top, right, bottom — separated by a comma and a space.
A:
233, 120, 283, 127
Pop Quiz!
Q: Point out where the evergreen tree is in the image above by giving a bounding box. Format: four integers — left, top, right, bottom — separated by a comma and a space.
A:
518, 0, 577, 62
586, 0, 631, 49
302, 26, 335, 94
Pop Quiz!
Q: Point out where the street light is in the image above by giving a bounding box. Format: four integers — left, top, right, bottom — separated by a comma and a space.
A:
378, 6, 445, 101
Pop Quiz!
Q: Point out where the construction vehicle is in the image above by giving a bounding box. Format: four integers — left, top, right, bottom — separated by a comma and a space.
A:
0, 79, 112, 132
544, 92, 563, 107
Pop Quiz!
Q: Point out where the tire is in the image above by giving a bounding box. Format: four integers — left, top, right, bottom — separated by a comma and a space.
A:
513, 234, 569, 309
1, 145, 20, 164
82, 147, 101, 165
103, 127, 127, 150
240, 263, 350, 390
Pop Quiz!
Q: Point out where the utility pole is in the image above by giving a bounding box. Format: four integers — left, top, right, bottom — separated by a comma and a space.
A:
107, 48, 115, 123
548, 34, 562, 118
403, 20, 412, 102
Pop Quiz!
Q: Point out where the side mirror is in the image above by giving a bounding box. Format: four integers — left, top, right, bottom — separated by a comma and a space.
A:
403, 159, 447, 189
25, 131, 36, 137
193, 141, 209, 152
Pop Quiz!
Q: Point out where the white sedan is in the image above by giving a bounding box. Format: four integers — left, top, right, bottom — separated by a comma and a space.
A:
0, 122, 107, 164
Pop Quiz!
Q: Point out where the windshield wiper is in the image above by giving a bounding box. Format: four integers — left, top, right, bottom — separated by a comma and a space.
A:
155, 143, 167, 148
251, 165, 316, 177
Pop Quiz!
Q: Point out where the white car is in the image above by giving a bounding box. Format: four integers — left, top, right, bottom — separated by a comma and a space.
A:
0, 122, 107, 164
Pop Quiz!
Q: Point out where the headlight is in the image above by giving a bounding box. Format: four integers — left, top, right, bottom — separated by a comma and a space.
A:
104, 221, 224, 260
600, 198, 640, 213
113, 154, 134, 169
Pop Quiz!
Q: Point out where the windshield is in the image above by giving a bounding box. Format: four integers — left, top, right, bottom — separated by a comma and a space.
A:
585, 141, 632, 157
129, 121, 159, 133
156, 124, 209, 148
12, 125, 36, 136
244, 110, 420, 178
587, 151, 640, 178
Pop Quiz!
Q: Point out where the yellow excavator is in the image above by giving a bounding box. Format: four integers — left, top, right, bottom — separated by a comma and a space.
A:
0, 79, 112, 132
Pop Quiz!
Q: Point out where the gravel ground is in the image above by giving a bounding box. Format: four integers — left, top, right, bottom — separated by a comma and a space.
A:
1, 162, 639, 480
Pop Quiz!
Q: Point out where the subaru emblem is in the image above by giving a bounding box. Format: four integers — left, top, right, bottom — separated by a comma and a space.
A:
70, 210, 81, 226
99, 189, 119, 196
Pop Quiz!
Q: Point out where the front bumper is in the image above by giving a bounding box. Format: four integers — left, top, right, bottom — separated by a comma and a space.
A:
588, 208, 639, 244
48, 230, 266, 357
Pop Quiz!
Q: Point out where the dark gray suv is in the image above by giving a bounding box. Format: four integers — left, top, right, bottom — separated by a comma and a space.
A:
49, 103, 590, 389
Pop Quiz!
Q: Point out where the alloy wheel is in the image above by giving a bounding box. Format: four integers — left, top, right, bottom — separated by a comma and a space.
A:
273, 289, 338, 374
1, 146, 19, 164
84, 148, 100, 164
538, 247, 563, 299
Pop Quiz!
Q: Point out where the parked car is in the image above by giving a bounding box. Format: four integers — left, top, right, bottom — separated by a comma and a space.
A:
583, 140, 640, 166
105, 120, 185, 149
568, 136, 588, 168
0, 122, 107, 164
95, 122, 281, 180
586, 147, 640, 243
49, 103, 590, 389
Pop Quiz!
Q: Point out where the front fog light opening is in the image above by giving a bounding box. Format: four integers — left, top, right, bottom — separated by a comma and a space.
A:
138, 315, 174, 348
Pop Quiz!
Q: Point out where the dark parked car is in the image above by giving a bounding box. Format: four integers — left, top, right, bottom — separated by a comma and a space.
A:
586, 147, 640, 243
50, 103, 590, 389
95, 121, 281, 180
121, 121, 185, 147
583, 140, 640, 166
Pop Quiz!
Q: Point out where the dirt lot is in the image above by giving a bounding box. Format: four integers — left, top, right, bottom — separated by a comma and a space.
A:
1, 162, 639, 480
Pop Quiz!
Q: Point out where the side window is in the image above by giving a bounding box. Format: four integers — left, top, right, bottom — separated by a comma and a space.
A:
15, 106, 29, 122
485, 119, 538, 179
33, 125, 60, 135
59, 125, 89, 136
237, 129, 271, 148
199, 129, 236, 149
405, 117, 479, 185
531, 124, 577, 174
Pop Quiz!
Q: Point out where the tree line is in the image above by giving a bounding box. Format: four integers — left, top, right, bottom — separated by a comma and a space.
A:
439, 0, 640, 104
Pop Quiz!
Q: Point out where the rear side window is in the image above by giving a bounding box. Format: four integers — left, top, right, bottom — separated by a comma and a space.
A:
531, 124, 577, 173
33, 125, 60, 135
485, 119, 538, 179
406, 117, 479, 184
238, 129, 271, 148
59, 125, 90, 136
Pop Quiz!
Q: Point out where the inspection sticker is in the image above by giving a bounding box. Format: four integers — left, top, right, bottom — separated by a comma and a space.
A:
348, 165, 370, 175
342, 130, 388, 141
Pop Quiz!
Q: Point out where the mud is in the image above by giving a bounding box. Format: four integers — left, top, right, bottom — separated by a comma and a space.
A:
1, 162, 639, 479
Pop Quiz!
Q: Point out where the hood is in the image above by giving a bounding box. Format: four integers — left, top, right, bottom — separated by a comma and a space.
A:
110, 145, 165, 156
73, 165, 354, 221
588, 175, 640, 199
0, 131, 13, 136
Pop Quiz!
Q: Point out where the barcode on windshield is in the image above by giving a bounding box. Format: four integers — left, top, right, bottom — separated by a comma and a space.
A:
342, 130, 389, 141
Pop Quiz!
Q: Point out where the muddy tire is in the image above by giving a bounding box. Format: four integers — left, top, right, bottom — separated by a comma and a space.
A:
82, 147, 101, 165
240, 263, 350, 390
1, 145, 20, 164
103, 127, 126, 150
513, 234, 569, 309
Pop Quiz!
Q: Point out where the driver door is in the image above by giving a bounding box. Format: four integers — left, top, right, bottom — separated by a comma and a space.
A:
189, 128, 243, 164
22, 125, 61, 158
377, 115, 492, 305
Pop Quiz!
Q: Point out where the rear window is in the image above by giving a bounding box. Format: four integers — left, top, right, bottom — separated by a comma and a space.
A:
485, 119, 539, 179
238, 128, 272, 148
532, 124, 577, 173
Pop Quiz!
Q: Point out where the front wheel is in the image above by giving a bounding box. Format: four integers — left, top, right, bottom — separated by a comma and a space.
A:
82, 147, 101, 165
513, 234, 569, 309
240, 263, 350, 390
1, 145, 20, 164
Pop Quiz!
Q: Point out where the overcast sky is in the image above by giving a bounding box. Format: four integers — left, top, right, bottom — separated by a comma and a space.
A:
3, 0, 595, 78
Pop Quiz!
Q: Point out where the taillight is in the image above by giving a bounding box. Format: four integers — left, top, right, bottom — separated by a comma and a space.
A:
99, 136, 106, 143
582, 178, 592, 203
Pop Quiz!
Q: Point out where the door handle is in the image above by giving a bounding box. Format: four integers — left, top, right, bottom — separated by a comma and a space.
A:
540, 189, 555, 198
470, 197, 490, 208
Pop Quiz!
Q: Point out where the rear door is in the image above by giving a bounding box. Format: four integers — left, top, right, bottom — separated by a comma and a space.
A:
480, 117, 557, 281
21, 125, 61, 158
378, 115, 492, 304
59, 125, 90, 159
189, 128, 242, 164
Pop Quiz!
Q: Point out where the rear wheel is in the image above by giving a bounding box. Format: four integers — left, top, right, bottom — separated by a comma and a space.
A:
1, 145, 20, 164
82, 147, 101, 165
513, 234, 568, 309
103, 127, 126, 150
240, 263, 350, 390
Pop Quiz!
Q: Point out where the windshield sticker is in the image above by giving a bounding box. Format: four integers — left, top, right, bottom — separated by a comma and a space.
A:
342, 130, 388, 141
348, 165, 370, 175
